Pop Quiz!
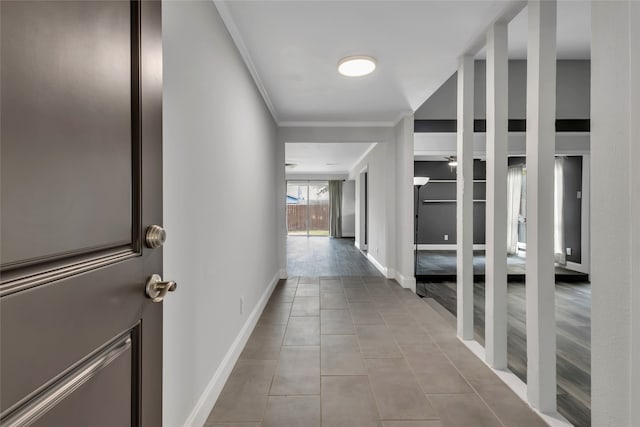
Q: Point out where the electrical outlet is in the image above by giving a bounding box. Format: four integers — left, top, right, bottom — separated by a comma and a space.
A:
577, 191, 582, 199
240, 297, 244, 315
444, 234, 449, 241
566, 248, 572, 256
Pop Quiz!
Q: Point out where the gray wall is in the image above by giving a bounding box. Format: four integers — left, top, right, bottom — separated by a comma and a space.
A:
341, 180, 356, 236
414, 160, 486, 244
415, 157, 582, 263
415, 60, 590, 120
163, 2, 279, 426
562, 157, 582, 263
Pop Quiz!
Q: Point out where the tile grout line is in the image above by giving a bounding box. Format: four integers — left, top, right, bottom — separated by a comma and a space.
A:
410, 310, 510, 427
414, 296, 556, 426
263, 276, 298, 424
218, 275, 548, 426
378, 283, 448, 424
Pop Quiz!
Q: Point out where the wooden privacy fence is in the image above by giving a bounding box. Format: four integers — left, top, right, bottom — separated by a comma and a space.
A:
287, 204, 329, 232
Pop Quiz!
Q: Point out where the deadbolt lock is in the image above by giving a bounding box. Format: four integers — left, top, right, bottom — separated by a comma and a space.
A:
145, 225, 166, 249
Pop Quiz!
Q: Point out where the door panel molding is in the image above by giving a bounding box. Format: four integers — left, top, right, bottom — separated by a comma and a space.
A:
0, 1, 162, 424
0, 247, 137, 297
0, 0, 143, 274
0, 0, 144, 296
1, 330, 134, 426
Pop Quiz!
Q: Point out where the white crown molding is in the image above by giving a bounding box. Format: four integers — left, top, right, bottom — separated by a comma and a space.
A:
214, 1, 279, 122
277, 111, 412, 128
278, 121, 397, 128
351, 143, 378, 172
392, 110, 415, 126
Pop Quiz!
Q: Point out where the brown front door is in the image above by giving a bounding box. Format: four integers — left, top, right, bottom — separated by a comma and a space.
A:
1, 1, 164, 426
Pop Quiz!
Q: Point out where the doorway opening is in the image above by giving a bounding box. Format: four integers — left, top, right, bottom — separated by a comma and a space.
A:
286, 181, 330, 236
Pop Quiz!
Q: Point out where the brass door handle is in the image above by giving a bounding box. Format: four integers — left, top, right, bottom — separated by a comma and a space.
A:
145, 274, 177, 303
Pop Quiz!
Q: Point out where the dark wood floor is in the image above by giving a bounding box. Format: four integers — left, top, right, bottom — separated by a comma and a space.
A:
417, 250, 586, 277
287, 236, 382, 277
419, 280, 591, 427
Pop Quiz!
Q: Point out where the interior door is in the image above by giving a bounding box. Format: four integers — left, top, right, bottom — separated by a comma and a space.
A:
1, 1, 164, 426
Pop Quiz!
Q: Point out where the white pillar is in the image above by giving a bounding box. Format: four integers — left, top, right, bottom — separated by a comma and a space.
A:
631, 5, 640, 425
276, 133, 288, 278
591, 2, 639, 425
456, 55, 474, 340
525, 0, 557, 413
485, 22, 508, 370
395, 115, 416, 291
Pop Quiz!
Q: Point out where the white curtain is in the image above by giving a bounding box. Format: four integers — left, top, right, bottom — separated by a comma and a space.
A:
329, 180, 342, 238
507, 166, 523, 254
554, 157, 566, 264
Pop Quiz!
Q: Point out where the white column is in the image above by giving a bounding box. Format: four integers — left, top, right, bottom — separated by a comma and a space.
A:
525, 0, 557, 413
485, 22, 508, 369
456, 55, 474, 340
395, 115, 416, 291
276, 131, 288, 278
631, 5, 640, 425
591, 2, 639, 425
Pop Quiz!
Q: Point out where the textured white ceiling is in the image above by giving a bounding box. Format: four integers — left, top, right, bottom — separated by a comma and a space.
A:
285, 142, 375, 174
218, 0, 591, 170
477, 1, 591, 59
217, 0, 520, 124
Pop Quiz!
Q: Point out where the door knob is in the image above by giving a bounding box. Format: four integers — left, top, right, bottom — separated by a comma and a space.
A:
145, 274, 177, 303
145, 225, 166, 248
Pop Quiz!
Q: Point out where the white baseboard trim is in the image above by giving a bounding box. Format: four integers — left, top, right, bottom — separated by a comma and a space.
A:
341, 232, 355, 237
367, 253, 388, 276
355, 242, 367, 251
416, 244, 486, 251
565, 261, 589, 275
458, 338, 573, 427
385, 268, 395, 280
395, 271, 416, 293
184, 270, 281, 427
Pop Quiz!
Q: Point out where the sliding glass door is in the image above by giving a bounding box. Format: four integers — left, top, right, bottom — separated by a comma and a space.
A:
287, 181, 329, 236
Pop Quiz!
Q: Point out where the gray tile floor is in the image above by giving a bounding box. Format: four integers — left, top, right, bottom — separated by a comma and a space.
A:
206, 276, 548, 427
287, 237, 382, 277
420, 280, 591, 427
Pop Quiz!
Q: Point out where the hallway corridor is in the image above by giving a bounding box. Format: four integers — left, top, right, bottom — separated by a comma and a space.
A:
205, 276, 547, 426
286, 237, 381, 277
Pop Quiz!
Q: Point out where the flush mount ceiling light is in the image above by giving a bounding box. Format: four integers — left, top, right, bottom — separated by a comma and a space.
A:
338, 55, 377, 77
